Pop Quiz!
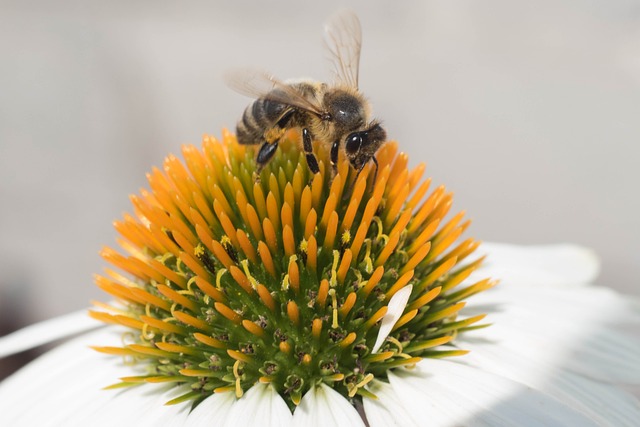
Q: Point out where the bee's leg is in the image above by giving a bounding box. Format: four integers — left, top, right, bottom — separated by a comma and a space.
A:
255, 141, 279, 179
371, 156, 379, 185
302, 128, 320, 174
330, 139, 340, 178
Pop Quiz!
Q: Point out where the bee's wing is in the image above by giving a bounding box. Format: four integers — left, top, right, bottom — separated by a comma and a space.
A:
323, 9, 362, 89
225, 69, 324, 116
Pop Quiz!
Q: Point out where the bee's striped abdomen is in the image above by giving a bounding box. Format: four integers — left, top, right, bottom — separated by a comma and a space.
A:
236, 98, 288, 145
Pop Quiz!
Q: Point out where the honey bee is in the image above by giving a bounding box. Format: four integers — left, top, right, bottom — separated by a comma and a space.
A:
227, 10, 387, 182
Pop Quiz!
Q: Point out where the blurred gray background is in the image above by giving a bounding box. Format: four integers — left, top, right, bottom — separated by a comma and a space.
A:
1, 0, 639, 348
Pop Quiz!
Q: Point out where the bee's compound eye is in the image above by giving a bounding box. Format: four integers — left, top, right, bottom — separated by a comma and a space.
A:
345, 133, 362, 155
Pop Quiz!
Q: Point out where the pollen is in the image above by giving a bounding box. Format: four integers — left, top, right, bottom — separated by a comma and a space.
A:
93, 132, 491, 411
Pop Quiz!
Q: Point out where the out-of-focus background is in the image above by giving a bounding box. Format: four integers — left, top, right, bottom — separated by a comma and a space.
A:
1, 0, 639, 377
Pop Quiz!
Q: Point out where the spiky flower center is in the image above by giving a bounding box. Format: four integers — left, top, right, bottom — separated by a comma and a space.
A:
92, 130, 492, 410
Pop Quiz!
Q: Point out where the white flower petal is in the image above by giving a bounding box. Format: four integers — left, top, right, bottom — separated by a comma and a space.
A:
363, 380, 421, 427
292, 383, 365, 427
186, 391, 236, 426
458, 344, 640, 426
372, 285, 413, 353
470, 243, 600, 286
466, 280, 640, 324
463, 285, 640, 384
0, 308, 103, 358
222, 383, 292, 427
0, 327, 190, 426
387, 359, 601, 427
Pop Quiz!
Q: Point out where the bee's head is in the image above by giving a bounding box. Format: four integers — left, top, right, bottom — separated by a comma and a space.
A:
344, 122, 386, 170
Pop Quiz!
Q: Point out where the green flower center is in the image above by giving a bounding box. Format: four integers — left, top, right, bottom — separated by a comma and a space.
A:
92, 132, 492, 410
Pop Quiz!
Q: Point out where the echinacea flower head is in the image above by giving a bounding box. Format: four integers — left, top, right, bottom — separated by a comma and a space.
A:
1, 130, 639, 427
91, 129, 490, 410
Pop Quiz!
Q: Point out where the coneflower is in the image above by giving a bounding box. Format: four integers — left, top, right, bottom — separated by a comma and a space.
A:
91, 130, 490, 410
0, 131, 638, 427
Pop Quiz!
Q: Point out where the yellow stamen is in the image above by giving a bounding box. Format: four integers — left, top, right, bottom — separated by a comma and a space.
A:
361, 306, 388, 331
242, 319, 265, 337
173, 311, 211, 332
330, 250, 340, 287
156, 285, 198, 312
385, 271, 414, 300
311, 172, 323, 211
391, 309, 418, 332
139, 315, 185, 335
405, 336, 453, 353
348, 373, 374, 398
279, 341, 291, 354
283, 225, 296, 258
155, 342, 201, 356
211, 240, 235, 270
339, 332, 356, 348
337, 249, 352, 283
329, 289, 339, 328
312, 318, 323, 339
268, 174, 281, 207
214, 302, 242, 324
237, 229, 258, 263
338, 292, 357, 318
306, 235, 318, 272
284, 182, 295, 213
281, 202, 294, 234
323, 211, 339, 250
400, 241, 431, 275
407, 286, 441, 311
266, 192, 281, 232
288, 256, 300, 293
407, 186, 445, 234
127, 344, 173, 359
421, 302, 466, 323
304, 209, 317, 239
317, 279, 329, 309
252, 182, 267, 219
384, 183, 410, 228
228, 266, 253, 294
361, 266, 384, 297
375, 231, 400, 267
415, 256, 458, 293
232, 360, 244, 398
299, 186, 312, 226
287, 301, 300, 326
245, 204, 264, 241
262, 218, 278, 254
257, 241, 277, 278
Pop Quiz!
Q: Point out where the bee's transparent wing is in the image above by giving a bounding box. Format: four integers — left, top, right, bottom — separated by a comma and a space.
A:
225, 68, 324, 115
323, 9, 362, 89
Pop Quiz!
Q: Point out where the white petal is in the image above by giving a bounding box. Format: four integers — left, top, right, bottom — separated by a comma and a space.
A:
372, 285, 413, 353
458, 344, 640, 426
222, 383, 292, 427
0, 327, 190, 426
187, 391, 236, 426
470, 243, 600, 286
462, 285, 640, 384
292, 383, 365, 427
386, 359, 601, 427
363, 380, 421, 427
0, 308, 103, 358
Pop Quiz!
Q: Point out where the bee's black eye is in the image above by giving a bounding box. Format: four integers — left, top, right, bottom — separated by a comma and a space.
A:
345, 133, 362, 155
